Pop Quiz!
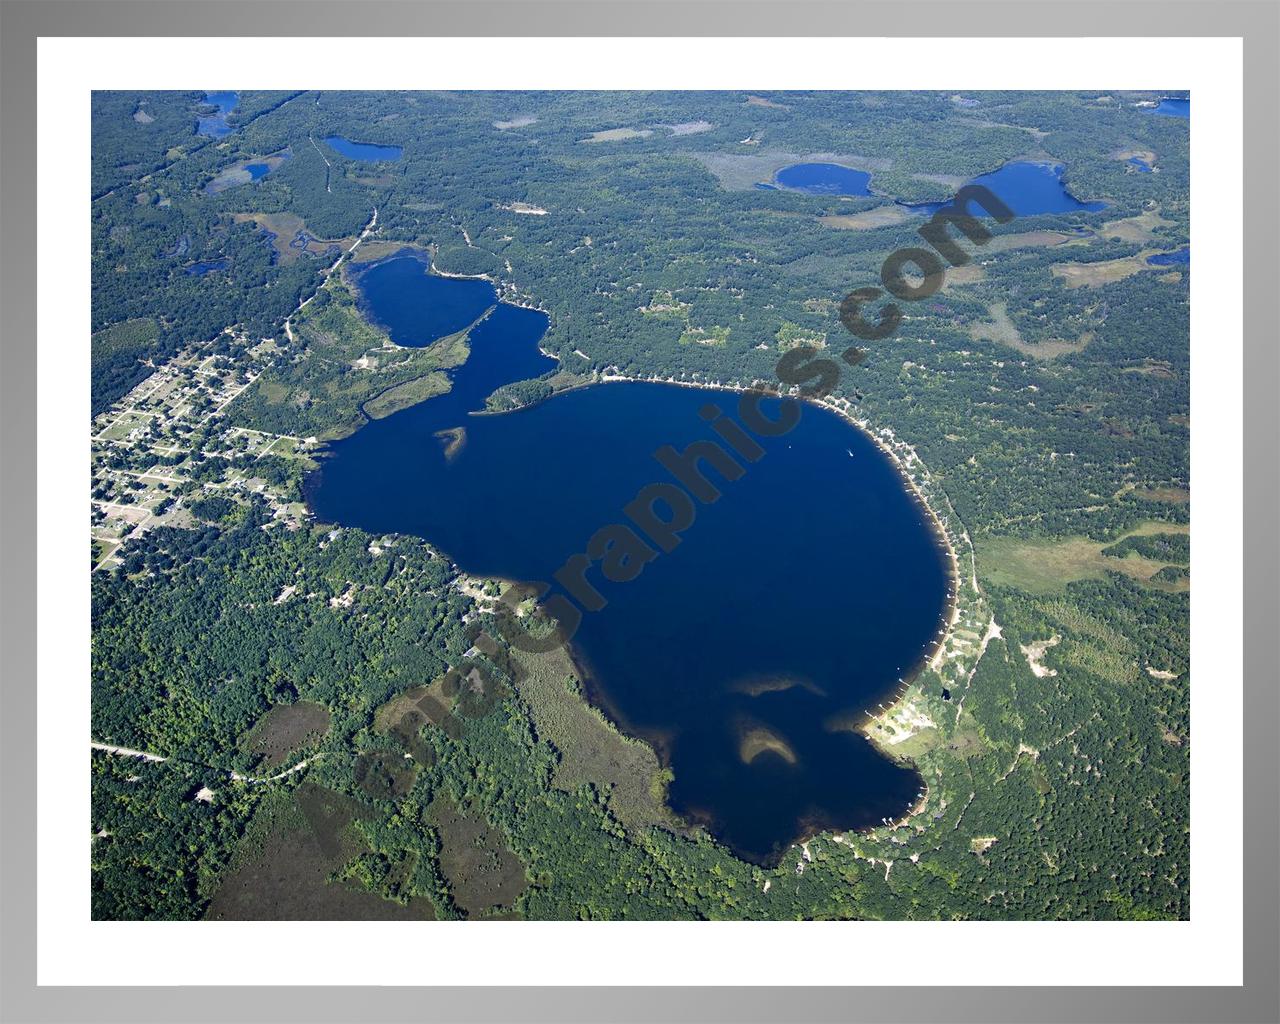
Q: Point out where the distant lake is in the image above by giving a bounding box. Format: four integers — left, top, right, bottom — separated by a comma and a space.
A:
197, 91, 238, 138
1148, 246, 1189, 266
1128, 156, 1153, 173
306, 255, 951, 865
902, 161, 1106, 217
770, 163, 874, 196
185, 259, 228, 276
324, 136, 403, 161
1151, 97, 1190, 119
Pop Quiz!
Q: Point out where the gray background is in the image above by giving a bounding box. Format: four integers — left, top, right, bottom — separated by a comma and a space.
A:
1, 1, 1276, 1021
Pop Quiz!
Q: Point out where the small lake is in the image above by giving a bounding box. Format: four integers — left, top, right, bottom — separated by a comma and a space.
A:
353, 252, 496, 345
305, 255, 951, 864
185, 259, 228, 276
1127, 156, 1153, 173
1151, 97, 1190, 119
324, 136, 403, 161
902, 161, 1106, 217
1148, 246, 1189, 266
197, 91, 238, 138
769, 163, 874, 196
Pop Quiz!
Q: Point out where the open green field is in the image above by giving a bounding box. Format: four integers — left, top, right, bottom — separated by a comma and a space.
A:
978, 521, 1191, 595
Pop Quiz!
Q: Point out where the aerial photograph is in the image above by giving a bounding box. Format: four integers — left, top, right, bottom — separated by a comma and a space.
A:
90, 89, 1190, 922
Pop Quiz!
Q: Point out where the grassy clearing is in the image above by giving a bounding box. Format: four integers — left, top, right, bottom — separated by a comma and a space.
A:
240, 701, 331, 770
508, 646, 674, 831
1098, 207, 1174, 245
581, 127, 653, 143
679, 324, 730, 347
985, 230, 1080, 253
978, 522, 1190, 595
638, 290, 692, 320
1131, 486, 1190, 504
968, 302, 1090, 359
1051, 254, 1155, 289
819, 207, 913, 231
941, 263, 986, 290
776, 320, 827, 351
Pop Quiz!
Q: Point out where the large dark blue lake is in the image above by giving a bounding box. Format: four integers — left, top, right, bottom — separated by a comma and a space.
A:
306, 255, 950, 864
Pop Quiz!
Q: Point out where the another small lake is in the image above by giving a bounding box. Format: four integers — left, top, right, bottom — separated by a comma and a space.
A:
197, 91, 238, 138
305, 255, 951, 864
770, 163, 874, 197
1127, 156, 1153, 173
353, 252, 496, 345
902, 161, 1106, 217
185, 259, 228, 276
324, 136, 404, 161
1151, 97, 1190, 119
1148, 246, 1189, 266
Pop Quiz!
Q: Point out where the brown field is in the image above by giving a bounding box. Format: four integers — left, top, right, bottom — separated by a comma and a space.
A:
1131, 486, 1190, 504
968, 302, 1090, 359
374, 674, 462, 744
819, 207, 913, 231
985, 230, 1081, 253
241, 701, 331, 769
941, 263, 986, 290
1051, 254, 1153, 289
430, 795, 526, 916
206, 784, 435, 921
581, 127, 653, 143
1098, 206, 1173, 244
